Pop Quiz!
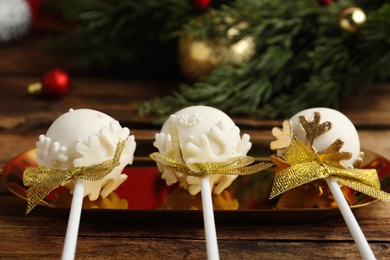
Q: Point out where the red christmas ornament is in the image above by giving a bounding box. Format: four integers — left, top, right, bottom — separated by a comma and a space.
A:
318, 0, 335, 6
193, 0, 211, 10
28, 68, 70, 98
25, 0, 41, 21
41, 68, 70, 98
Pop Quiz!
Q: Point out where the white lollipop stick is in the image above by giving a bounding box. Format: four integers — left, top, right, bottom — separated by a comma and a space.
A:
325, 178, 375, 260
62, 180, 85, 260
200, 177, 220, 260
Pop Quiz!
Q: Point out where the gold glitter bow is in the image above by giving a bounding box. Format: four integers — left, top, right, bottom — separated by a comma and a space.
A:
23, 140, 127, 214
269, 137, 390, 202
150, 126, 271, 177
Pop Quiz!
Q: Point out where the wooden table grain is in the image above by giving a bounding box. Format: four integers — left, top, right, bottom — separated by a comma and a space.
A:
1, 32, 390, 259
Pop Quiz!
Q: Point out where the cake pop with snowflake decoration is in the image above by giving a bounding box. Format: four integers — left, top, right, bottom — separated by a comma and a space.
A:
153, 105, 253, 195
25, 108, 136, 260
35, 108, 136, 200
152, 105, 270, 260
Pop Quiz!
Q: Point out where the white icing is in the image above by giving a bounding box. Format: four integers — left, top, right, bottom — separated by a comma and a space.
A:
154, 105, 252, 195
35, 108, 136, 200
290, 107, 360, 168
170, 113, 204, 127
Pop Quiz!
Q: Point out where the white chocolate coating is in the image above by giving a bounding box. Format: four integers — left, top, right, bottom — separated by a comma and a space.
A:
35, 108, 136, 200
290, 107, 360, 168
154, 105, 252, 195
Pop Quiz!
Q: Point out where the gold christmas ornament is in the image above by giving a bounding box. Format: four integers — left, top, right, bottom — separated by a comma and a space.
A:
178, 22, 255, 81
339, 6, 367, 33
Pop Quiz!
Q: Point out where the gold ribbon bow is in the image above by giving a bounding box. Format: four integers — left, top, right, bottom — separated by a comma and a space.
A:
270, 137, 390, 202
150, 126, 271, 177
23, 140, 127, 214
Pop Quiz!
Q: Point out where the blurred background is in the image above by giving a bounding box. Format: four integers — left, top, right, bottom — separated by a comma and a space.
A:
1, 0, 389, 122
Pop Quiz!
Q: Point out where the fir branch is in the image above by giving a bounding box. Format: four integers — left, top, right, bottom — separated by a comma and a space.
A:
140, 0, 390, 120
48, 0, 390, 120
47, 0, 201, 71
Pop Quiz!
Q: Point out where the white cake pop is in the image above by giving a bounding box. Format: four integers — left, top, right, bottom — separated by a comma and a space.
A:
290, 107, 361, 167
35, 108, 136, 200
153, 105, 252, 195
273, 107, 375, 259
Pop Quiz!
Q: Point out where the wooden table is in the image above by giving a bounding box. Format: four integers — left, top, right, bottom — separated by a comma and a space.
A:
1, 31, 390, 259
